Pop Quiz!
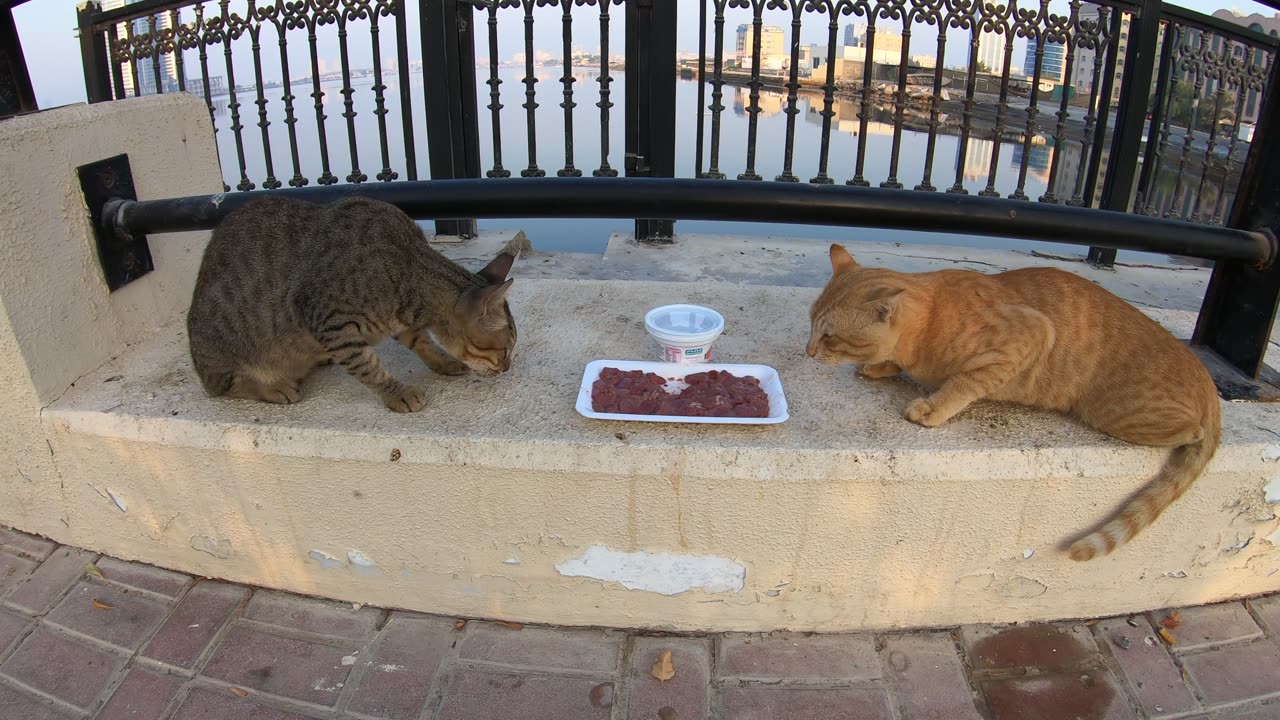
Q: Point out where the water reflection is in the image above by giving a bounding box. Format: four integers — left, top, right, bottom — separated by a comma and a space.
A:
201, 68, 1229, 257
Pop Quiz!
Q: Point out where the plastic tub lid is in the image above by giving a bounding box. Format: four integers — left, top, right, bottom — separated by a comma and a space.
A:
644, 304, 725, 345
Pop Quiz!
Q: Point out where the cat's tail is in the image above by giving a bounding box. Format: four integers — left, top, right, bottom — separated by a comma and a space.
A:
1066, 400, 1221, 562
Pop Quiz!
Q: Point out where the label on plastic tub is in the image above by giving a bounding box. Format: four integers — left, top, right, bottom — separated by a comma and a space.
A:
661, 344, 711, 363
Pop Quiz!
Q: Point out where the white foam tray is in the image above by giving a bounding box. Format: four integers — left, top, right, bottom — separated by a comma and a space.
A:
575, 359, 789, 425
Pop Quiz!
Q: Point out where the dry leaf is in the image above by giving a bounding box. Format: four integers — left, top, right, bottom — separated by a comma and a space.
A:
229, 687, 249, 698
91, 599, 114, 610
650, 650, 676, 682
84, 563, 103, 579
495, 621, 524, 630
454, 620, 466, 630
1158, 628, 1177, 646
1160, 611, 1182, 629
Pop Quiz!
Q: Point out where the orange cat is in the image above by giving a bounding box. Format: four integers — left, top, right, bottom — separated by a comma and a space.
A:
807, 244, 1221, 561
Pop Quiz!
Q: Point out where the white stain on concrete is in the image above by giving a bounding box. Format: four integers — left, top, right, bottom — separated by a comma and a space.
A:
308, 550, 344, 569
555, 545, 745, 596
1264, 445, 1280, 463
340, 655, 357, 666
1264, 476, 1280, 504
347, 550, 377, 576
377, 664, 406, 673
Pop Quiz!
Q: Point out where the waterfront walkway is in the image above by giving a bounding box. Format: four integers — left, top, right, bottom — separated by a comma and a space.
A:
1, 528, 1277, 719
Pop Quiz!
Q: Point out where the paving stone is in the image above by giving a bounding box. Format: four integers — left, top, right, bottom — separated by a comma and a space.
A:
244, 590, 382, 640
201, 624, 357, 706
961, 623, 1096, 671
348, 614, 457, 720
0, 607, 31, 655
46, 579, 169, 651
1096, 618, 1199, 718
0, 627, 124, 709
94, 557, 191, 598
628, 636, 711, 720
171, 688, 317, 719
1247, 596, 1280, 637
0, 682, 78, 720
883, 632, 982, 720
981, 671, 1136, 720
143, 581, 248, 669
5, 547, 96, 614
96, 667, 185, 720
2, 531, 56, 561
439, 668, 612, 720
1181, 640, 1280, 706
1153, 603, 1262, 652
0, 552, 37, 596
719, 687, 894, 720
459, 622, 619, 672
719, 633, 881, 681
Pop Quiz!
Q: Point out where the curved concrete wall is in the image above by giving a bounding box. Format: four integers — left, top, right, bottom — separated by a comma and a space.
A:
3, 97, 1280, 632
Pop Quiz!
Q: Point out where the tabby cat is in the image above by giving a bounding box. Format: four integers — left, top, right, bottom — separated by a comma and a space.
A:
806, 244, 1220, 560
187, 196, 517, 413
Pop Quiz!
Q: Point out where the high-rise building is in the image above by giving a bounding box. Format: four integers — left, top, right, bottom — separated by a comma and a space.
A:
101, 0, 181, 95
974, 28, 1007, 75
735, 24, 786, 69
1024, 39, 1067, 84
1071, 5, 1129, 103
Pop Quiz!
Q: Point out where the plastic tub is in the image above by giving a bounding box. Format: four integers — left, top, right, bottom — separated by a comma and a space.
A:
644, 304, 725, 363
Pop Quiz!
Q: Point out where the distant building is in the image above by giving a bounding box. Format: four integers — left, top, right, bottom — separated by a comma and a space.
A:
841, 24, 906, 65
1071, 5, 1128, 103
735, 24, 786, 69
974, 28, 1007, 75
102, 0, 181, 96
1024, 39, 1067, 84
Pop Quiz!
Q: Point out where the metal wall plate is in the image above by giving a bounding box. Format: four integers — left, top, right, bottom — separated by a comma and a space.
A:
78, 154, 153, 291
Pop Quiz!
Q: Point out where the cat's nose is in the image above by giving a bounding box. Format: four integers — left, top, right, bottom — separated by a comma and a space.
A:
805, 341, 817, 358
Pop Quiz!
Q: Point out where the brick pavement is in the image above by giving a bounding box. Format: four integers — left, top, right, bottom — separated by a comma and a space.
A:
0, 527, 1277, 719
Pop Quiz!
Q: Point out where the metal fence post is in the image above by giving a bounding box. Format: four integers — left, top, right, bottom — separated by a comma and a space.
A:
624, 0, 677, 243
76, 2, 113, 104
421, 0, 481, 238
1089, 0, 1162, 269
1191, 55, 1280, 399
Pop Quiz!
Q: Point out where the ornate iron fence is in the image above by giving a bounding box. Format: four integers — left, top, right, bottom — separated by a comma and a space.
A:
68, 0, 1280, 395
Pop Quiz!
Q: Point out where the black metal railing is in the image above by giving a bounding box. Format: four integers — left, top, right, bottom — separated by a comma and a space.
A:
61, 0, 1280, 396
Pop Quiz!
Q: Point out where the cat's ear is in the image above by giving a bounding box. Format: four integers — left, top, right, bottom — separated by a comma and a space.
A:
829, 244, 858, 274
475, 278, 514, 311
478, 252, 516, 285
870, 289, 902, 322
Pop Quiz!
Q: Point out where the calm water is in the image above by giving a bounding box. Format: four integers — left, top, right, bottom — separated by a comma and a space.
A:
206, 68, 1200, 261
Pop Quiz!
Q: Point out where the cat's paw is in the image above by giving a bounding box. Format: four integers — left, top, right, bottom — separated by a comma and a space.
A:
905, 398, 944, 427
427, 357, 470, 376
383, 385, 426, 413
859, 361, 901, 379
263, 381, 302, 405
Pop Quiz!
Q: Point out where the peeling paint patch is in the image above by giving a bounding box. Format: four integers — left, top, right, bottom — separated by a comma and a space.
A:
190, 535, 232, 559
555, 545, 745, 596
308, 550, 345, 569
347, 550, 376, 576
1265, 445, 1280, 462
955, 573, 995, 593
1266, 527, 1280, 547
106, 489, 127, 512
1265, 476, 1280, 504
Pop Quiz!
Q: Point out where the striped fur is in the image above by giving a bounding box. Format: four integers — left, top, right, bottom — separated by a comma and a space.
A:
188, 196, 517, 412
808, 244, 1221, 560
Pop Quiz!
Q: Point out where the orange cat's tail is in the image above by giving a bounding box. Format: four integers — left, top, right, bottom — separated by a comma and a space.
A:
1066, 401, 1221, 562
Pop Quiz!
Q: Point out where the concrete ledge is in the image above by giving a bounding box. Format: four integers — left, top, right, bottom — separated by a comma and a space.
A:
38, 276, 1280, 632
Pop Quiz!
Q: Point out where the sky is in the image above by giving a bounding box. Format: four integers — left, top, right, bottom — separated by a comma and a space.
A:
12, 0, 1279, 109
